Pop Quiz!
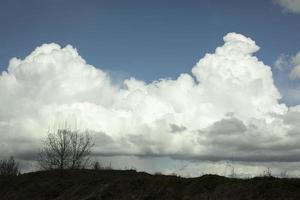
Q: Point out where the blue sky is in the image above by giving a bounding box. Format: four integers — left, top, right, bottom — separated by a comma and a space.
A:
0, 0, 299, 82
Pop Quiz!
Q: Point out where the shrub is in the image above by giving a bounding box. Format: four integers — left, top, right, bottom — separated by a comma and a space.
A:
93, 161, 102, 170
262, 167, 273, 177
0, 157, 20, 177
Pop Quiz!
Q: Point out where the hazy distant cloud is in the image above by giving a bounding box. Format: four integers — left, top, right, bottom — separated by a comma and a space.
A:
274, 0, 300, 14
289, 52, 300, 79
274, 54, 291, 71
274, 52, 300, 105
3, 32, 300, 168
73, 155, 300, 178
274, 52, 300, 79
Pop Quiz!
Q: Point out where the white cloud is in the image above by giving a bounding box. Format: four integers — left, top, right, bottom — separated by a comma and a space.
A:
274, 0, 300, 14
2, 33, 300, 175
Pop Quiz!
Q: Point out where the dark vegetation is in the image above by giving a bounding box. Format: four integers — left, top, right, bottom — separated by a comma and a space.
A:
2, 169, 300, 200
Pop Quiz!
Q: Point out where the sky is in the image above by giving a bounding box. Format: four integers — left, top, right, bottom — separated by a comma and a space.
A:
1, 0, 300, 177
1, 0, 300, 82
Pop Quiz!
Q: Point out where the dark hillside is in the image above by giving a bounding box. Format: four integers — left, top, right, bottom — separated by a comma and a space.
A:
1, 170, 300, 200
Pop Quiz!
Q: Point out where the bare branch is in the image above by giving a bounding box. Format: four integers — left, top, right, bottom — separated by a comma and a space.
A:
38, 128, 93, 170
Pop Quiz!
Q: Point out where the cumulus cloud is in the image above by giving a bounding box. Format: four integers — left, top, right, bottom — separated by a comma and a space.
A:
274, 0, 300, 14
2, 32, 300, 173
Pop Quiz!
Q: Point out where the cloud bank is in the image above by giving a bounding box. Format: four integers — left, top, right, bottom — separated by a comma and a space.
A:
1, 32, 300, 168
275, 0, 300, 14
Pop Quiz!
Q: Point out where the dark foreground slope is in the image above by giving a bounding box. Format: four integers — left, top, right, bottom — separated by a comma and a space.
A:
1, 170, 300, 200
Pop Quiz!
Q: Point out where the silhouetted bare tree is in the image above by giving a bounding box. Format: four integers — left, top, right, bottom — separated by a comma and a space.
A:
39, 128, 93, 170
0, 157, 20, 177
